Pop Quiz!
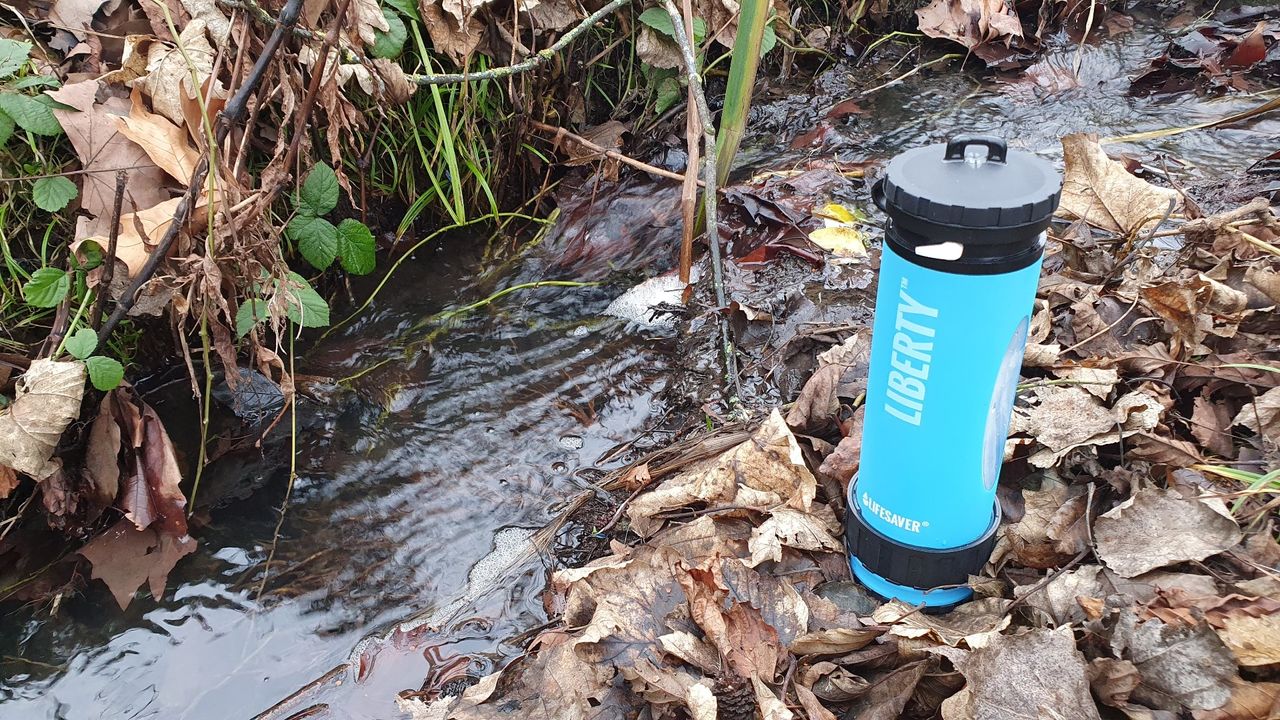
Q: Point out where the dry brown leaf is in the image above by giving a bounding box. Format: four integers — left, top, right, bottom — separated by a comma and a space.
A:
48, 0, 112, 42
1059, 133, 1182, 236
421, 0, 492, 63
1089, 657, 1142, 709
132, 21, 220, 127
519, 0, 584, 31
943, 628, 1101, 720
119, 400, 188, 536
786, 363, 843, 434
1191, 392, 1236, 458
752, 676, 794, 720
85, 391, 122, 507
1094, 487, 1242, 578
1004, 476, 1089, 569
873, 598, 1010, 648
685, 681, 718, 720
747, 506, 843, 567
1216, 613, 1280, 667
47, 80, 170, 244
179, 0, 231, 45
1112, 613, 1238, 711
1192, 680, 1280, 720
790, 627, 881, 656
1232, 385, 1279, 440
0, 464, 19, 499
795, 683, 838, 720
628, 410, 816, 536
115, 90, 199, 183
1143, 273, 1248, 353
915, 0, 1024, 50
1011, 386, 1161, 467
0, 360, 87, 479
78, 518, 196, 610
846, 660, 929, 720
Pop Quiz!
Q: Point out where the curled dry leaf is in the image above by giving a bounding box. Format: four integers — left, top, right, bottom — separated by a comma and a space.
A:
1010, 386, 1161, 468
1231, 385, 1279, 439
846, 660, 929, 720
628, 410, 817, 536
0, 359, 86, 479
941, 627, 1101, 720
114, 90, 200, 183
1004, 476, 1089, 569
872, 598, 1011, 649
1093, 487, 1242, 578
747, 506, 843, 567
84, 391, 122, 507
78, 517, 196, 610
119, 401, 188, 536
1059, 133, 1182, 236
915, 0, 1024, 55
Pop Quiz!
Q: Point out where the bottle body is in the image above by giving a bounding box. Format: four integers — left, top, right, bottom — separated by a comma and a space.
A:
856, 239, 1043, 550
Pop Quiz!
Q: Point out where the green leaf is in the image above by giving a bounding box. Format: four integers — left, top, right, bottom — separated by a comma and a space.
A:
65, 327, 98, 360
383, 0, 420, 21
638, 7, 675, 37
0, 110, 15, 146
85, 356, 124, 391
371, 8, 407, 58
0, 39, 31, 78
761, 24, 777, 56
22, 267, 69, 307
282, 272, 330, 327
13, 75, 59, 90
236, 299, 268, 338
287, 215, 338, 269
32, 176, 77, 212
336, 219, 376, 275
692, 17, 708, 44
655, 75, 681, 115
0, 93, 62, 136
298, 162, 339, 216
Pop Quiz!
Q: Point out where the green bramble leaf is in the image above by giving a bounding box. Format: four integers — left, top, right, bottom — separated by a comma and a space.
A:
655, 74, 681, 115
761, 24, 777, 56
287, 214, 338, 269
65, 328, 98, 360
298, 162, 339, 216
0, 110, 14, 145
336, 219, 376, 275
85, 356, 124, 391
0, 39, 31, 78
13, 75, 59, 90
371, 9, 407, 59
32, 176, 77, 212
22, 267, 69, 307
282, 272, 330, 327
236, 299, 268, 338
0, 93, 62, 136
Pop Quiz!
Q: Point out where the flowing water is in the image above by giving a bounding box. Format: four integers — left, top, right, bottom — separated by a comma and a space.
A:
2, 10, 1277, 719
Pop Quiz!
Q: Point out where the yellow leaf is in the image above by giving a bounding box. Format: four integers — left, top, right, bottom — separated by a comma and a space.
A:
809, 226, 866, 257
815, 202, 857, 224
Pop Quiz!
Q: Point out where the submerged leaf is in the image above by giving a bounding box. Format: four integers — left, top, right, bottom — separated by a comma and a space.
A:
78, 518, 196, 610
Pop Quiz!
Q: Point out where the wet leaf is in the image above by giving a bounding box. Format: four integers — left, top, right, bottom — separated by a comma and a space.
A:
78, 518, 196, 610
1094, 487, 1242, 578
85, 392, 121, 507
846, 660, 928, 720
1059, 133, 1182, 235
942, 627, 1101, 720
809, 226, 866, 257
120, 401, 188, 536
21, 267, 70, 308
0, 359, 86, 479
32, 176, 77, 212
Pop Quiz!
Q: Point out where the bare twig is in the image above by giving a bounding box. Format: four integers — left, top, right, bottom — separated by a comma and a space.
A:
528, 121, 697, 185
281, 0, 353, 181
97, 0, 305, 344
662, 0, 739, 392
91, 171, 127, 332
677, 0, 699, 285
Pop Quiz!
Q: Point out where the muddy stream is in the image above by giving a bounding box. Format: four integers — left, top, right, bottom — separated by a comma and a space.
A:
3, 12, 1277, 719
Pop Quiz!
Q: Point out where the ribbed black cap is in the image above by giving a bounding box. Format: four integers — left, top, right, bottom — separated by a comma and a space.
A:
874, 135, 1062, 273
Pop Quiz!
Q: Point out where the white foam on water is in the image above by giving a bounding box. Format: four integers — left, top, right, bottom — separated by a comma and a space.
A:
397, 526, 537, 633
604, 268, 700, 329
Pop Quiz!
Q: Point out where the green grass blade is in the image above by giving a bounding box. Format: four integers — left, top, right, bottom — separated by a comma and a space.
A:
714, 0, 769, 186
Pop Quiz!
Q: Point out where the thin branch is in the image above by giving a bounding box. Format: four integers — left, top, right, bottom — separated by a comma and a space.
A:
97, 0, 306, 344
90, 171, 127, 332
528, 120, 698, 185
662, 0, 739, 392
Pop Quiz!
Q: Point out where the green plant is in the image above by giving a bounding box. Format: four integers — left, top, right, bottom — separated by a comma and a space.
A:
235, 271, 331, 338
1193, 465, 1280, 514
285, 162, 377, 274
715, 0, 771, 185
19, 251, 125, 390
0, 39, 72, 211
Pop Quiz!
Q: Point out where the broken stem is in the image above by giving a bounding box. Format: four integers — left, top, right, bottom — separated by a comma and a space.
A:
528, 121, 698, 185
676, 0, 700, 285
662, 0, 739, 394
90, 171, 127, 332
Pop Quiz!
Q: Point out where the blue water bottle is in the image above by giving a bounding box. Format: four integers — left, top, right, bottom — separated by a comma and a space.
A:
847, 135, 1062, 608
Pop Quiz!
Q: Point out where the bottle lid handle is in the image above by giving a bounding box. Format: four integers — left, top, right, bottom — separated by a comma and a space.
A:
944, 135, 1008, 164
